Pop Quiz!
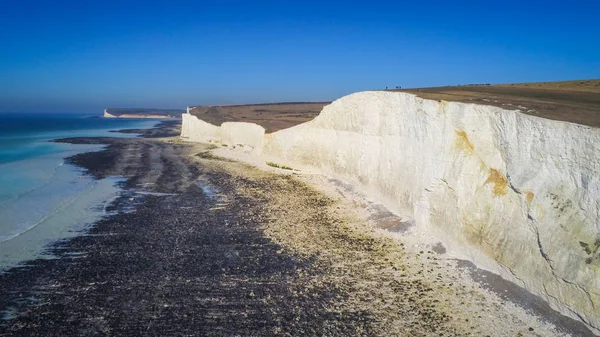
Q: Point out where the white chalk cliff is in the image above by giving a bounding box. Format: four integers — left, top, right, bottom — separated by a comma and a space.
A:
103, 109, 117, 118
181, 91, 600, 333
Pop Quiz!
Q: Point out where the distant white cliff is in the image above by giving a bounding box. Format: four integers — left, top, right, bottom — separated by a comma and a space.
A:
181, 91, 600, 333
103, 108, 181, 119
103, 109, 117, 118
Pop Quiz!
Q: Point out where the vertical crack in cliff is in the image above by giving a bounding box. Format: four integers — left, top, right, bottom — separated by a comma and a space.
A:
504, 265, 526, 285
531, 223, 555, 272
506, 174, 521, 195
533, 220, 597, 314
543, 283, 595, 331
562, 279, 597, 311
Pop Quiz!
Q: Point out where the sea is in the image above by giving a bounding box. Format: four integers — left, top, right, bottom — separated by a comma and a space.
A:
0, 113, 157, 270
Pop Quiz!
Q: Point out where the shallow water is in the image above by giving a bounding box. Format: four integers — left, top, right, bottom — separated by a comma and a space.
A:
0, 113, 156, 270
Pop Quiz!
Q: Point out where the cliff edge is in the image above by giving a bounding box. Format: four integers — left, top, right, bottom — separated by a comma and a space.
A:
181, 91, 600, 334
103, 109, 117, 118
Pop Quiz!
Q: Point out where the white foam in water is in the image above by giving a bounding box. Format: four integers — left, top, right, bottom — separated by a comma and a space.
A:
0, 118, 158, 271
0, 157, 97, 242
0, 173, 125, 270
0, 146, 101, 207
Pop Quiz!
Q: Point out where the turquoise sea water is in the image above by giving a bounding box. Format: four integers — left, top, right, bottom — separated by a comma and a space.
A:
0, 113, 156, 270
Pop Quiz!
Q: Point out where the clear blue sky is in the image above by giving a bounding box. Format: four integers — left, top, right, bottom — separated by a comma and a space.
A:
1, 0, 598, 113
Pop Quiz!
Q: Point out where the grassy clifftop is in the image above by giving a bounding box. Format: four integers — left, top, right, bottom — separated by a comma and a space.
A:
188, 102, 329, 133
392, 79, 600, 127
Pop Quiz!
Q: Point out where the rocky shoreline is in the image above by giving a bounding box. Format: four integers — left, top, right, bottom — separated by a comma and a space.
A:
0, 122, 594, 336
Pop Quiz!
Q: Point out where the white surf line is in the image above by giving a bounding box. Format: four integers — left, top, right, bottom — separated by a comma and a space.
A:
134, 191, 178, 196
0, 179, 100, 243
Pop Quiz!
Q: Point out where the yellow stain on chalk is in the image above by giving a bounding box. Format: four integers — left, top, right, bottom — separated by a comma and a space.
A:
525, 191, 535, 206
454, 130, 475, 154
486, 168, 508, 196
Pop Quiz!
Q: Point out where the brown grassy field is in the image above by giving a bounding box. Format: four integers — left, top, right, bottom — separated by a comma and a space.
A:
393, 79, 600, 127
189, 79, 600, 132
188, 102, 329, 133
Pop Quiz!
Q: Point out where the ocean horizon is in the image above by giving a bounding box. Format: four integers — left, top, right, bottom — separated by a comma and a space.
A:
0, 113, 157, 270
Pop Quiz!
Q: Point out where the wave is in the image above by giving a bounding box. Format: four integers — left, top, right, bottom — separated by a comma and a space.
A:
0, 177, 98, 243
0, 176, 124, 270
0, 158, 66, 208
0, 115, 156, 269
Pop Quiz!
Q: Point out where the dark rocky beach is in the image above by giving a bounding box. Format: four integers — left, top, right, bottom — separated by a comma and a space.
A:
0, 123, 378, 336
0, 122, 594, 336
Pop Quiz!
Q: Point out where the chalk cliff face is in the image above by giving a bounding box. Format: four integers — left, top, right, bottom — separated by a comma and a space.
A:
181, 113, 221, 142
103, 109, 117, 118
181, 114, 265, 150
181, 91, 600, 333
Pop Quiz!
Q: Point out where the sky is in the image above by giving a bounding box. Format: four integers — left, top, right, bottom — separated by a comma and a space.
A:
0, 0, 599, 113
